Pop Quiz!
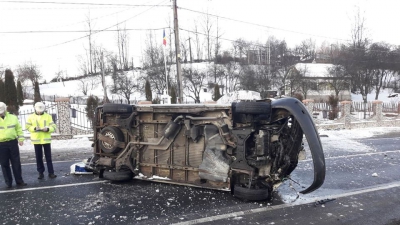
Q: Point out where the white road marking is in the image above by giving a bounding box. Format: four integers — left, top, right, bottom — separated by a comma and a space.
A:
21, 160, 82, 166
0, 180, 107, 194
171, 180, 400, 225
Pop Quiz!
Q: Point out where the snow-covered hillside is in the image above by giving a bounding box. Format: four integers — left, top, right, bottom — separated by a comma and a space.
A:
33, 71, 144, 102
23, 64, 399, 104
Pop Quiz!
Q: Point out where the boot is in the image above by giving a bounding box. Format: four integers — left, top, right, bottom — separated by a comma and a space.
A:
38, 173, 44, 179
49, 173, 57, 179
16, 182, 27, 186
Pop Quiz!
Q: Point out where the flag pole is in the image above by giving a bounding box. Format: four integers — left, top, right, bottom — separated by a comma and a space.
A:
163, 29, 168, 95
163, 46, 168, 95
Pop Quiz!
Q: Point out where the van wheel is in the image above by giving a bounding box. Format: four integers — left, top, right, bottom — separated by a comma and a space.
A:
233, 185, 270, 201
102, 103, 132, 114
103, 170, 133, 182
99, 126, 125, 154
235, 102, 271, 114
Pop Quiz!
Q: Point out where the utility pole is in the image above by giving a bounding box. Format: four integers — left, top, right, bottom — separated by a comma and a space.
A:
173, 0, 183, 103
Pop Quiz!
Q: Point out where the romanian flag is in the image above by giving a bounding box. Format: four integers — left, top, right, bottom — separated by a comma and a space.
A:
163, 29, 167, 46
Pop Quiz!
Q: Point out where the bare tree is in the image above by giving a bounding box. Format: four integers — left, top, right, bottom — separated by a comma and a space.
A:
85, 11, 95, 74
183, 68, 207, 103
232, 39, 252, 64
295, 38, 316, 61
276, 52, 299, 95
211, 17, 224, 83
213, 16, 223, 62
142, 31, 171, 95
16, 62, 42, 86
327, 65, 351, 98
76, 54, 89, 75
111, 72, 138, 104
296, 65, 313, 99
368, 42, 394, 100
193, 21, 203, 61
222, 60, 241, 93
239, 65, 257, 91
77, 76, 101, 96
116, 24, 129, 70
346, 7, 372, 116
284, 66, 303, 96
180, 33, 190, 63
143, 31, 162, 67
201, 11, 214, 61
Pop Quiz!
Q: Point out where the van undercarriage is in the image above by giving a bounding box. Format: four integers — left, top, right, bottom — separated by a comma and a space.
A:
90, 98, 325, 201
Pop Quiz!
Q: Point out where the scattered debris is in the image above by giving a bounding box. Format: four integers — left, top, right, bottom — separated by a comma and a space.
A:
371, 173, 378, 177
70, 162, 93, 175
314, 198, 336, 206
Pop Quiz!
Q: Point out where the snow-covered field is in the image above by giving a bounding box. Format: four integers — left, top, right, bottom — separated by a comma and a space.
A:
19, 136, 92, 153
17, 70, 400, 153
31, 64, 400, 104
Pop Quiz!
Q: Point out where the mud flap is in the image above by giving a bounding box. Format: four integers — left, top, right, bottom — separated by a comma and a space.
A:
271, 97, 326, 194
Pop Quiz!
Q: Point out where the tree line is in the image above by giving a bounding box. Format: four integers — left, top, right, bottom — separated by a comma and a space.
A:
0, 69, 28, 115
2, 9, 400, 106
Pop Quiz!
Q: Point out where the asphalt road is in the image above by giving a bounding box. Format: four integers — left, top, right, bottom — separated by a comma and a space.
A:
0, 132, 400, 225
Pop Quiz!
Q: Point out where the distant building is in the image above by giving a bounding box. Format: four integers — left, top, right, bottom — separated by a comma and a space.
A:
285, 63, 351, 101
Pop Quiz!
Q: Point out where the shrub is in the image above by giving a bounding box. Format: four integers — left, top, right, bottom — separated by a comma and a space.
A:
328, 95, 339, 120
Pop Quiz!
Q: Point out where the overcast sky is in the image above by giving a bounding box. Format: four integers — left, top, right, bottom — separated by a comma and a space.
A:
0, 0, 399, 82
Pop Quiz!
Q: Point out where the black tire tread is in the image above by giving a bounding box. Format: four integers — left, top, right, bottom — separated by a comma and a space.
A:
103, 170, 133, 181
103, 103, 133, 114
235, 102, 271, 114
233, 185, 270, 201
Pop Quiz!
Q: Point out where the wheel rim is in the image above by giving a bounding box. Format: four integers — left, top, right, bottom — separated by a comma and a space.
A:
102, 131, 116, 149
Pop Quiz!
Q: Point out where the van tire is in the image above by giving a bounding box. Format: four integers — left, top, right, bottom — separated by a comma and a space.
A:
102, 103, 132, 114
103, 170, 133, 181
235, 102, 271, 114
233, 185, 270, 201
99, 126, 125, 154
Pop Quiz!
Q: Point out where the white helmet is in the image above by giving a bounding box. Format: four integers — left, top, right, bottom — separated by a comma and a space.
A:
34, 102, 45, 113
0, 102, 6, 114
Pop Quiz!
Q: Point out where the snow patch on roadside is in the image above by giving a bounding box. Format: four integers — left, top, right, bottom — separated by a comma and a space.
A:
19, 137, 92, 153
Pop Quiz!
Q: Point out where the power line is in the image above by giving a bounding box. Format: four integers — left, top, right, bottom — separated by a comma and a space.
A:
0, 0, 169, 55
0, 6, 140, 10
180, 27, 279, 49
0, 0, 170, 7
0, 28, 167, 33
179, 7, 350, 43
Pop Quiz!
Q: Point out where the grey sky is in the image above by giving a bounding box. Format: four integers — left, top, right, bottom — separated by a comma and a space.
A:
0, 0, 398, 81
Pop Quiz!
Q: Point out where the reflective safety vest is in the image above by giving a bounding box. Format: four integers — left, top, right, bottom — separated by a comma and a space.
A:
0, 112, 25, 142
26, 112, 56, 144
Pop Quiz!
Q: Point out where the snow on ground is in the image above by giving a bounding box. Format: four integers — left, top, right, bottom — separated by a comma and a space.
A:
16, 126, 400, 155
18, 72, 400, 153
19, 136, 92, 153
320, 126, 400, 139
351, 89, 399, 103
317, 127, 400, 154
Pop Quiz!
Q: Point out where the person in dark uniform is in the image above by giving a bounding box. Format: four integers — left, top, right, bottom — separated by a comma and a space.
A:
0, 102, 27, 188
